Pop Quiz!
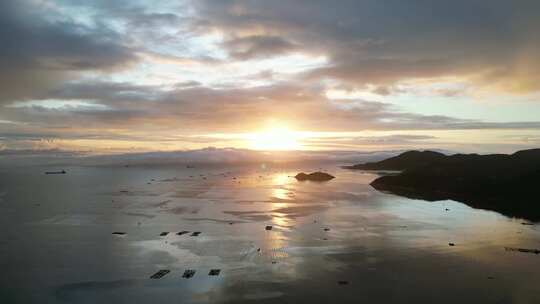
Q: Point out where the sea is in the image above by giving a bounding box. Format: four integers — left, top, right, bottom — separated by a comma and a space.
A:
1, 162, 539, 303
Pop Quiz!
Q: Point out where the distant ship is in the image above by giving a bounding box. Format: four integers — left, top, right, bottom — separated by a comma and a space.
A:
45, 170, 66, 175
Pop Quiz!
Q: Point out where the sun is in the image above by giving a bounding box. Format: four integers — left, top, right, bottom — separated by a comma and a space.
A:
248, 127, 302, 151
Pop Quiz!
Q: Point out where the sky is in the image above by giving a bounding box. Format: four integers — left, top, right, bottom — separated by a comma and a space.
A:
1, 0, 540, 155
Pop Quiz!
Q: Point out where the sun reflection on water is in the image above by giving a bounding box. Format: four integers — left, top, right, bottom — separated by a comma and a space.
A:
265, 172, 295, 262
272, 173, 292, 186
272, 188, 292, 200
271, 173, 296, 205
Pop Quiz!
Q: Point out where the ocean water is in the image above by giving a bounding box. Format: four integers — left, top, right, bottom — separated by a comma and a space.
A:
1, 163, 539, 303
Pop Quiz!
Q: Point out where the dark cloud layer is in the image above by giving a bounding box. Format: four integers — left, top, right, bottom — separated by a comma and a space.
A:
0, 0, 136, 103
222, 35, 299, 60
194, 0, 540, 91
3, 81, 540, 144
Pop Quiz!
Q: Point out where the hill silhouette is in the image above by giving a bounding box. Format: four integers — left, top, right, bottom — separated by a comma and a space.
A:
348, 149, 540, 221
344, 150, 446, 170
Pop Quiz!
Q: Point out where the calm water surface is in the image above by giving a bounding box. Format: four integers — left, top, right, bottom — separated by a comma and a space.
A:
1, 164, 539, 303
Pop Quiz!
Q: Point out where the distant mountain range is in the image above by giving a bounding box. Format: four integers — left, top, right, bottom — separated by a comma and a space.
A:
347, 149, 540, 221
0, 147, 405, 167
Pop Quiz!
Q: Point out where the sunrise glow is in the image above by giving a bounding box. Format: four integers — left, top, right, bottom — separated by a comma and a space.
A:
248, 127, 303, 151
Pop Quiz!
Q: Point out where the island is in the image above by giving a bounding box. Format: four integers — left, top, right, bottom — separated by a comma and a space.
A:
295, 172, 335, 181
346, 149, 540, 221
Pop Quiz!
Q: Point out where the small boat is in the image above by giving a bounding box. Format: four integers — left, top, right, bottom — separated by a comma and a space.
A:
45, 170, 66, 175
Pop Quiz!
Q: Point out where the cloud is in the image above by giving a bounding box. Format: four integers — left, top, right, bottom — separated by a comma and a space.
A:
3, 80, 540, 151
0, 0, 137, 104
192, 0, 540, 92
222, 35, 299, 60
1, 0, 540, 153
